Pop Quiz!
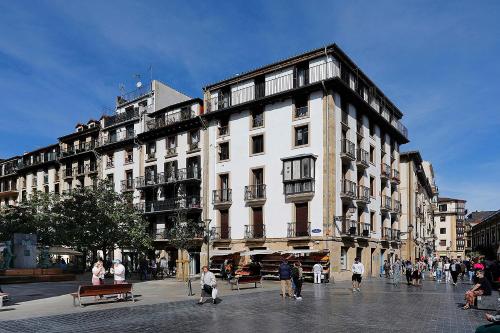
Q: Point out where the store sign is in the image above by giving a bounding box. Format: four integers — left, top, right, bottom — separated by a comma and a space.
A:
311, 228, 321, 234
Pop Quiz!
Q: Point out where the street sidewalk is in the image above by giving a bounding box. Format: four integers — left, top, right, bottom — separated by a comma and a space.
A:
0, 277, 281, 321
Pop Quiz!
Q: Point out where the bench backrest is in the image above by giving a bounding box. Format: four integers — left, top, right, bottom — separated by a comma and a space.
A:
238, 275, 261, 283
78, 284, 132, 296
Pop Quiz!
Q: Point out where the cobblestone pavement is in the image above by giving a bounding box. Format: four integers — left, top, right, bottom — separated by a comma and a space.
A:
0, 278, 491, 333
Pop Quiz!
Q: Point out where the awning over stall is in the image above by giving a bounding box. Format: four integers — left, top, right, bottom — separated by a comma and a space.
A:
239, 250, 277, 256
48, 246, 83, 256
210, 250, 241, 257
280, 249, 328, 255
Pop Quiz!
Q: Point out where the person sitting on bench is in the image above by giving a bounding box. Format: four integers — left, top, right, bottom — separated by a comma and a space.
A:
464, 270, 492, 310
198, 266, 218, 305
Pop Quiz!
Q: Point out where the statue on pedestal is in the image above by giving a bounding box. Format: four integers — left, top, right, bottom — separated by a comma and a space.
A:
2, 241, 13, 269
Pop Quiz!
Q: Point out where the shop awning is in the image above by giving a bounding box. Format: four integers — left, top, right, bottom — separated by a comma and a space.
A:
240, 250, 277, 256
48, 246, 83, 256
280, 249, 328, 255
210, 250, 240, 257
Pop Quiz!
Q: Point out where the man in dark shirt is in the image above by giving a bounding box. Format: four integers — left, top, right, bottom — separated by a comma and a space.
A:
279, 259, 292, 297
464, 270, 491, 310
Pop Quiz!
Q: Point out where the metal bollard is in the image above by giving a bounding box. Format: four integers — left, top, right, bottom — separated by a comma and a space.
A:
188, 277, 195, 296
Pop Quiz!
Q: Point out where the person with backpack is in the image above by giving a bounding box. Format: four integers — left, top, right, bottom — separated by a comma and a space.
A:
278, 258, 293, 297
291, 262, 304, 300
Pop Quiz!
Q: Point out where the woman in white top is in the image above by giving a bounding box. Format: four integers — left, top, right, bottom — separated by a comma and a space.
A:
444, 260, 451, 283
198, 266, 218, 305
91, 261, 105, 285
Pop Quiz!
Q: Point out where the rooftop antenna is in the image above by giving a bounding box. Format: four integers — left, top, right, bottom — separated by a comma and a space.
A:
134, 74, 142, 89
119, 83, 126, 95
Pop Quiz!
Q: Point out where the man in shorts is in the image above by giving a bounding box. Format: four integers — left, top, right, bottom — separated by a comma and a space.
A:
352, 257, 365, 292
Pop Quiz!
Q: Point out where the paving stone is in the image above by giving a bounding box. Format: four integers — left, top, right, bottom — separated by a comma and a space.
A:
0, 279, 491, 332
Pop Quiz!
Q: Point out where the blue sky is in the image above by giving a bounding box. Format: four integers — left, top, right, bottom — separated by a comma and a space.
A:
0, 1, 499, 211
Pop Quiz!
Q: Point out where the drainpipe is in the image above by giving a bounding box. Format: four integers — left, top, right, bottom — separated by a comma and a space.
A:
321, 81, 330, 239
322, 45, 331, 236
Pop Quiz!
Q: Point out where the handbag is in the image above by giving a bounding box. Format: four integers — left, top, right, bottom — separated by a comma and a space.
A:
203, 284, 213, 294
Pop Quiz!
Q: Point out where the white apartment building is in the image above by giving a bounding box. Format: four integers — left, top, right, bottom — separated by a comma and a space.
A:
2, 44, 450, 280
434, 197, 467, 259
399, 151, 435, 261
202, 43, 409, 280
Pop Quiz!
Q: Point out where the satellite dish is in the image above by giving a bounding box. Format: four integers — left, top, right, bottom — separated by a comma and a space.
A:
136, 81, 142, 88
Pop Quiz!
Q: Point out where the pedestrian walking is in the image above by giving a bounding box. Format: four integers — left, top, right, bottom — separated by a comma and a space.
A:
149, 259, 157, 280
292, 262, 304, 300
392, 256, 402, 286
450, 259, 460, 286
159, 256, 168, 278
279, 258, 293, 297
313, 262, 323, 284
412, 259, 422, 286
352, 257, 364, 292
198, 266, 218, 305
139, 257, 148, 280
383, 260, 391, 278
435, 258, 443, 282
444, 260, 451, 283
405, 260, 413, 285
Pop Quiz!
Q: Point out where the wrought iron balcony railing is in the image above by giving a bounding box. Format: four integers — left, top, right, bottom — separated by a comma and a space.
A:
244, 184, 266, 201
244, 224, 266, 239
287, 222, 311, 238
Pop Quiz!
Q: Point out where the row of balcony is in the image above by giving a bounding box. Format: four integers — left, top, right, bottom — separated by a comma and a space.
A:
340, 139, 400, 183
135, 196, 202, 214
210, 223, 310, 240
339, 179, 401, 213
0, 182, 18, 193
103, 109, 140, 128
206, 60, 408, 139
60, 142, 96, 157
145, 109, 196, 132
132, 168, 202, 190
208, 222, 401, 241
18, 152, 59, 169
98, 130, 135, 148
63, 165, 98, 178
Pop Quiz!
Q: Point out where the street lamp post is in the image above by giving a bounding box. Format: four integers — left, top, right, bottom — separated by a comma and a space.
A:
204, 219, 212, 267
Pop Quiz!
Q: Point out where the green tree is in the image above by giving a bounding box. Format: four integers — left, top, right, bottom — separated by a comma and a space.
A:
0, 191, 61, 246
166, 212, 205, 280
57, 181, 152, 262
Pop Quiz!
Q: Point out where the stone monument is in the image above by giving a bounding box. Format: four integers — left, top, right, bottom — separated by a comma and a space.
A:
13, 233, 37, 269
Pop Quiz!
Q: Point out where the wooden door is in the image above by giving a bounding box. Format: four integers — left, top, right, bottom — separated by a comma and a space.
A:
220, 209, 229, 239
295, 203, 308, 236
253, 207, 263, 238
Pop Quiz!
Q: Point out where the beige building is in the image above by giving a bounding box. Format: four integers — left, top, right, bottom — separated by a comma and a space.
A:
434, 197, 467, 259
202, 43, 408, 280
0, 157, 20, 207
399, 151, 435, 261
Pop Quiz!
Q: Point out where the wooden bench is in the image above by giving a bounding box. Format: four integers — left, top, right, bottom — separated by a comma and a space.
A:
70, 284, 134, 307
230, 275, 263, 291
476, 294, 500, 310
0, 293, 9, 307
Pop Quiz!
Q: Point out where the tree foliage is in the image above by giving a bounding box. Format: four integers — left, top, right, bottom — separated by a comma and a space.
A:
0, 180, 152, 260
166, 212, 205, 252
